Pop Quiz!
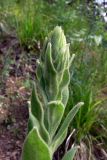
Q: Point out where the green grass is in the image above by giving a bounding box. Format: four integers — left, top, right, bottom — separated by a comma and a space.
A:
15, 0, 49, 44
67, 77, 102, 141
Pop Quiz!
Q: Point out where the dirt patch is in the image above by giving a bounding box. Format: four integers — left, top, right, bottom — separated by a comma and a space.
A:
0, 35, 33, 160
0, 104, 28, 160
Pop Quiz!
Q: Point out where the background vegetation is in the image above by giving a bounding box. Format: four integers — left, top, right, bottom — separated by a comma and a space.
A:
0, 0, 107, 159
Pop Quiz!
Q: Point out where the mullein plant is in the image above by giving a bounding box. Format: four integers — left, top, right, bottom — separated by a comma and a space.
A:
21, 26, 83, 160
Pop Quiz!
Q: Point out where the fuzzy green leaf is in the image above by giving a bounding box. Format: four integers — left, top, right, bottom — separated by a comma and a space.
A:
59, 69, 70, 91
31, 83, 44, 123
51, 129, 67, 153
62, 147, 77, 160
44, 43, 58, 100
53, 102, 84, 143
28, 111, 50, 143
47, 101, 64, 140
61, 87, 69, 107
22, 128, 51, 160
